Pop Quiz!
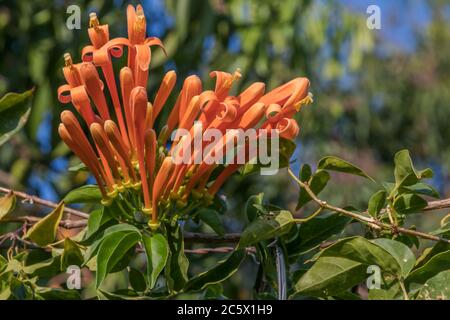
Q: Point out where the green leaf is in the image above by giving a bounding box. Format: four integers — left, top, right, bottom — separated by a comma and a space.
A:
245, 193, 264, 222
95, 230, 140, 288
299, 163, 312, 182
417, 270, 450, 300
61, 238, 84, 270
185, 250, 246, 291
129, 268, 147, 292
165, 222, 189, 293
85, 208, 114, 240
294, 256, 368, 297
141, 232, 169, 289
296, 170, 330, 210
371, 238, 415, 277
415, 242, 450, 268
394, 149, 433, 188
286, 214, 351, 255
238, 210, 294, 249
393, 194, 427, 214
0, 192, 16, 221
401, 182, 440, 198
198, 208, 225, 236
368, 190, 386, 218
320, 237, 402, 274
0, 89, 34, 147
63, 185, 102, 204
318, 156, 374, 181
84, 224, 140, 264
25, 202, 64, 246
406, 250, 450, 286
294, 236, 404, 297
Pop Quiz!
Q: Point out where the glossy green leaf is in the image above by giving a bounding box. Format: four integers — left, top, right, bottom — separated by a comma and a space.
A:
371, 238, 415, 277
320, 237, 402, 274
406, 250, 450, 286
84, 224, 140, 264
25, 202, 64, 246
294, 236, 403, 297
294, 256, 367, 297
63, 185, 102, 204
141, 232, 169, 289
95, 230, 140, 288
198, 208, 225, 236
318, 156, 374, 181
238, 210, 294, 249
296, 170, 330, 210
415, 242, 450, 268
393, 194, 427, 214
0, 89, 34, 147
85, 208, 114, 240
368, 190, 386, 218
185, 250, 246, 291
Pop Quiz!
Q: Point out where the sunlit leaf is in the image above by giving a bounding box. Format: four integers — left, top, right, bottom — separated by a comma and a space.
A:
0, 191, 16, 221
95, 230, 140, 288
25, 202, 64, 246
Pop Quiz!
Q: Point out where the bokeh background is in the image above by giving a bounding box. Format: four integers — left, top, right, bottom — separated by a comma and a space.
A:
1, 0, 449, 298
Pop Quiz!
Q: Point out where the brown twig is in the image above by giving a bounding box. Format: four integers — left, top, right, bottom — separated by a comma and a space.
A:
0, 186, 89, 219
288, 168, 450, 244
0, 216, 87, 229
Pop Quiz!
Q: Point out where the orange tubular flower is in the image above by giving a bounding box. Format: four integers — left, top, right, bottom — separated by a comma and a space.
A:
57, 4, 311, 229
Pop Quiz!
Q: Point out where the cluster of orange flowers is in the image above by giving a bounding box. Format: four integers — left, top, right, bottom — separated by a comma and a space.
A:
57, 5, 311, 229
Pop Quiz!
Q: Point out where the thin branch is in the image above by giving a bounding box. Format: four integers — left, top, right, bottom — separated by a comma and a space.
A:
288, 168, 450, 244
0, 216, 87, 229
0, 186, 89, 219
424, 198, 450, 212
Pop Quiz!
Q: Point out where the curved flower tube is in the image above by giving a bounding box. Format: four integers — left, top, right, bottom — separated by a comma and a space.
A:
57, 4, 312, 229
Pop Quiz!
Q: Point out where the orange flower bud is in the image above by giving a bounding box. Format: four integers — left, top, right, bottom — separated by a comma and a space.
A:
152, 156, 175, 223
152, 70, 176, 122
